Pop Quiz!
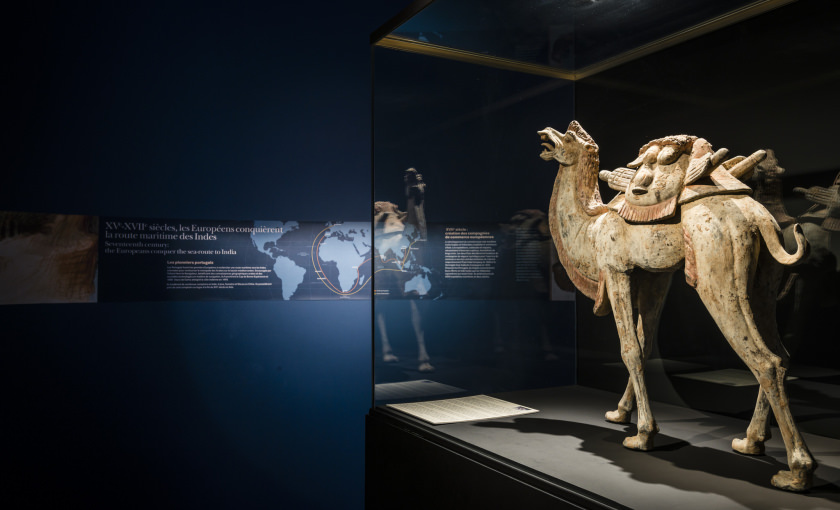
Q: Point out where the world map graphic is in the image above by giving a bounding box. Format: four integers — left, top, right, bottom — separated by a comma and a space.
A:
252, 221, 372, 300
373, 223, 438, 298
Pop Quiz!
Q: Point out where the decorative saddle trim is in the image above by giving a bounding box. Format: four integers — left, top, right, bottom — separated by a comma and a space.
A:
607, 168, 752, 223
617, 196, 678, 223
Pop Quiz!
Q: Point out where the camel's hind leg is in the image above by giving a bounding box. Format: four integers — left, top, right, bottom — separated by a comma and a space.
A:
606, 272, 673, 425
702, 304, 815, 491
606, 381, 636, 425
732, 389, 773, 455
690, 213, 815, 491
731, 249, 786, 456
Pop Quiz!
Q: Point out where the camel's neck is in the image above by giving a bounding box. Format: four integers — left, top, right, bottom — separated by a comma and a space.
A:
552, 149, 607, 218
548, 147, 608, 300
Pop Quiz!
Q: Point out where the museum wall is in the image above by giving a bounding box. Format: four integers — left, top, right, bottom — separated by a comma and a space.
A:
3, 2, 400, 508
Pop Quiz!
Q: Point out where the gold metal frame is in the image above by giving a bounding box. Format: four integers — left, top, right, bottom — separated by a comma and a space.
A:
373, 0, 797, 80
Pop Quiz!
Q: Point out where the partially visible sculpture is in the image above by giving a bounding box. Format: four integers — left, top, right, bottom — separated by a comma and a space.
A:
404, 168, 428, 241
753, 149, 796, 228
795, 171, 840, 233
374, 168, 434, 372
538, 121, 816, 491
752, 157, 839, 356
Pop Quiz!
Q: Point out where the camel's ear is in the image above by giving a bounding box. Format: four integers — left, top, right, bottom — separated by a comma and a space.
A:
567, 120, 585, 135
567, 120, 597, 147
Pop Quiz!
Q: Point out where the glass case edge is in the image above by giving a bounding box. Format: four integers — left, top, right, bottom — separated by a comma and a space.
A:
370, 0, 437, 45
372, 0, 798, 81
375, 34, 578, 81
575, 0, 799, 80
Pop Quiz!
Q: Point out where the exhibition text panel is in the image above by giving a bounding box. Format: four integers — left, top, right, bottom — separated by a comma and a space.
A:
99, 217, 371, 301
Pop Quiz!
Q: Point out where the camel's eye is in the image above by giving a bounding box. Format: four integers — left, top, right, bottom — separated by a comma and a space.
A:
657, 146, 680, 165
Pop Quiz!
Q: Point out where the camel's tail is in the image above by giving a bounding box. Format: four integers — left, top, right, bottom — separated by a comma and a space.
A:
759, 220, 809, 266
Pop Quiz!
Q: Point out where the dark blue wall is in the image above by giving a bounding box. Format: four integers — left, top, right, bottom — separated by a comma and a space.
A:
4, 2, 400, 508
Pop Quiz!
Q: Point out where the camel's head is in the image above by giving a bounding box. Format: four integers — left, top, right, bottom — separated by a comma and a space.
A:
538, 127, 566, 162
621, 135, 712, 207
539, 121, 598, 166
404, 167, 426, 200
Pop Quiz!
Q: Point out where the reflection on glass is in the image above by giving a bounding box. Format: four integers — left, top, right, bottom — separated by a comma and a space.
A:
374, 168, 435, 372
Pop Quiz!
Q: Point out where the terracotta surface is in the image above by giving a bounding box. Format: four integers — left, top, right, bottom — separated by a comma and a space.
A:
539, 121, 814, 491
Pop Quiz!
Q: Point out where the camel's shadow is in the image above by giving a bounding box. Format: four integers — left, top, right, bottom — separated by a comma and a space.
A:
473, 417, 840, 509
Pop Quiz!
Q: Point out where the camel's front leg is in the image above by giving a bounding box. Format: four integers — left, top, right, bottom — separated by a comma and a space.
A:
606, 272, 672, 425
606, 272, 658, 450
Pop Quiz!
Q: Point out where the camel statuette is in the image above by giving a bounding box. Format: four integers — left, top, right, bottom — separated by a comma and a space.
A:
538, 121, 815, 491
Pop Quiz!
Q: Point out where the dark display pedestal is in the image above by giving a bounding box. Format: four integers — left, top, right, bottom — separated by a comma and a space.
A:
366, 386, 840, 510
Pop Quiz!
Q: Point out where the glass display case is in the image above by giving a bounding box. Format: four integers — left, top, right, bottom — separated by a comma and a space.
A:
371, 15, 578, 406
369, 1, 839, 508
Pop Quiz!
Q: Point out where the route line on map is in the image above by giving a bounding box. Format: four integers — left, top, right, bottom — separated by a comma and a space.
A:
311, 224, 373, 296
310, 224, 427, 296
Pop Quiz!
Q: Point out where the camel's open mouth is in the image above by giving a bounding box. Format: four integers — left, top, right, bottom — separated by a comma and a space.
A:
631, 186, 649, 196
539, 130, 558, 158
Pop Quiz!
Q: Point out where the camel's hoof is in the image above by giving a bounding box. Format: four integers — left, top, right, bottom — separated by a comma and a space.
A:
418, 362, 435, 372
771, 470, 811, 492
732, 437, 764, 455
383, 354, 399, 363
605, 410, 630, 424
623, 435, 654, 451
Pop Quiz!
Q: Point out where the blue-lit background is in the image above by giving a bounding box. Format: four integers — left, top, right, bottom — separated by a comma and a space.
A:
4, 2, 399, 508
